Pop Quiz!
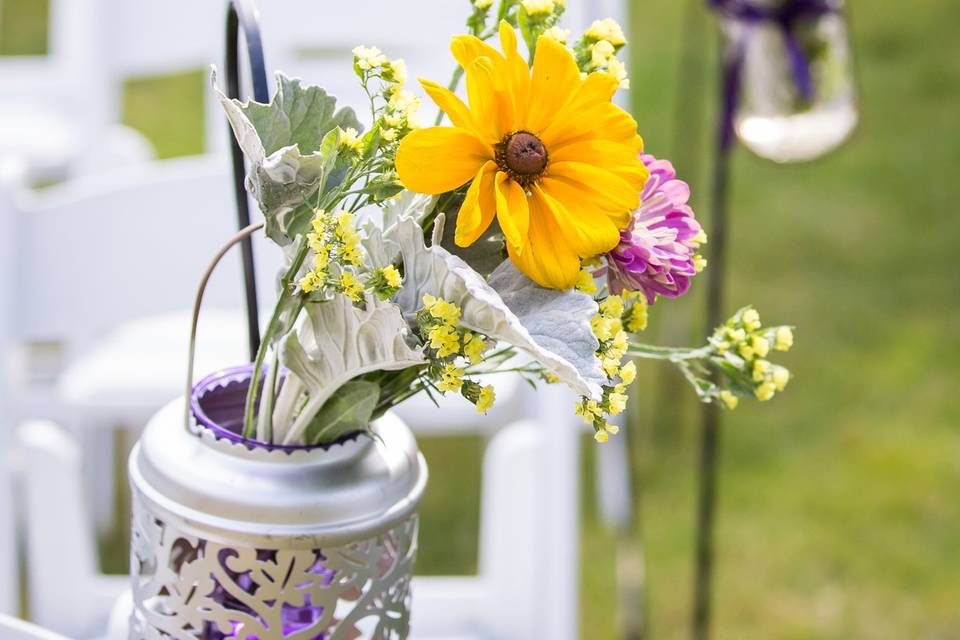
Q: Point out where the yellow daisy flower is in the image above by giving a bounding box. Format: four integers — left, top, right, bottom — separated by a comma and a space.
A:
396, 21, 648, 290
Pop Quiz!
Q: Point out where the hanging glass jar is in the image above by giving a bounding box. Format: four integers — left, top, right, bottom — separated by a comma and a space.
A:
713, 0, 858, 162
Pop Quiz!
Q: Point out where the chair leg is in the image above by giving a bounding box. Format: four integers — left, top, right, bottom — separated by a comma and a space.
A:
0, 427, 16, 616
16, 420, 126, 637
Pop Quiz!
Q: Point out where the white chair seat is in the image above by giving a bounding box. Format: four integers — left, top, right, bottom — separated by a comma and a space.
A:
59, 309, 250, 425
0, 101, 82, 181
0, 614, 72, 640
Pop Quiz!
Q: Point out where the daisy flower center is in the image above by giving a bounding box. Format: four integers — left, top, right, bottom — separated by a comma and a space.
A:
495, 131, 548, 187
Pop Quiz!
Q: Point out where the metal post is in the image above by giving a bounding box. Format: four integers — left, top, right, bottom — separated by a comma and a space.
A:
691, 37, 734, 640
225, 0, 269, 360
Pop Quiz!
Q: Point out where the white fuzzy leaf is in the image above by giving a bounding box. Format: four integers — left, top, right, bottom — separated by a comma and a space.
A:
393, 216, 605, 400
212, 69, 361, 244
281, 295, 425, 444
360, 191, 436, 267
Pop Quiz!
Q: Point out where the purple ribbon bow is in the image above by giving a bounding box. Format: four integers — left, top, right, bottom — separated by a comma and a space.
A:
709, 0, 839, 150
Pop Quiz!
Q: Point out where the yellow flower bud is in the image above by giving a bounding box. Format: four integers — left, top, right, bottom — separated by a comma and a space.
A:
600, 295, 625, 318
619, 361, 637, 385
339, 127, 363, 152
726, 328, 746, 343
590, 40, 616, 68
752, 335, 770, 358
604, 57, 629, 89
576, 268, 598, 294
608, 392, 628, 416
755, 381, 777, 402
772, 365, 791, 391
693, 254, 707, 272
542, 26, 571, 44
438, 363, 465, 393
585, 18, 626, 46
752, 359, 771, 382
594, 430, 609, 443
521, 0, 555, 16
380, 265, 402, 288
742, 309, 761, 332
738, 343, 755, 360
475, 385, 496, 415
719, 390, 739, 410
775, 327, 794, 352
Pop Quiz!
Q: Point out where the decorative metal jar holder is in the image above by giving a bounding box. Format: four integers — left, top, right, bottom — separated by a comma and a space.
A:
127, 3, 428, 638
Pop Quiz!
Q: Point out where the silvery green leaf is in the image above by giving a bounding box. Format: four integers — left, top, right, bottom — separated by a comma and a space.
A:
392, 216, 605, 400
361, 191, 436, 267
487, 260, 607, 396
304, 380, 380, 445
212, 69, 361, 244
280, 294, 425, 444
439, 212, 506, 277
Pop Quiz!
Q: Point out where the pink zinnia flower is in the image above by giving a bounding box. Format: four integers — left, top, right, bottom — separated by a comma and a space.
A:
605, 154, 704, 303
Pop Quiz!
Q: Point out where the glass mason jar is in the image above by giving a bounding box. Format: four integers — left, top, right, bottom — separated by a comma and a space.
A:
719, 0, 858, 162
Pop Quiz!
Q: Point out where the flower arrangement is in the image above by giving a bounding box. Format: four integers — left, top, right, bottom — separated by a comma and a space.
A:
213, 0, 795, 447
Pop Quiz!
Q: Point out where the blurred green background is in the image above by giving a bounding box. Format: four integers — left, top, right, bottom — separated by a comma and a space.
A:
4, 0, 959, 637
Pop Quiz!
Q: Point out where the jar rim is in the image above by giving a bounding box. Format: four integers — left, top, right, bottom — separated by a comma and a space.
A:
191, 364, 361, 452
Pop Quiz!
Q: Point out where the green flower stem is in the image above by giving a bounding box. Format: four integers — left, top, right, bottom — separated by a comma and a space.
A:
271, 373, 305, 442
255, 348, 281, 442
242, 242, 310, 439
628, 343, 715, 362
434, 67, 465, 126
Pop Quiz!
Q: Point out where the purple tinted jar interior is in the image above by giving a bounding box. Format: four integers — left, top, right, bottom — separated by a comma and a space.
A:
191, 364, 358, 452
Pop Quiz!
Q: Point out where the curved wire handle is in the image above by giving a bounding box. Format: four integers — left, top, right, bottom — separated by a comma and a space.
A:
184, 222, 266, 431
226, 0, 270, 360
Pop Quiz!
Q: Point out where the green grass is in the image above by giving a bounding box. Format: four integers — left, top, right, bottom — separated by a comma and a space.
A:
11, 0, 960, 636
0, 0, 48, 55
122, 70, 206, 159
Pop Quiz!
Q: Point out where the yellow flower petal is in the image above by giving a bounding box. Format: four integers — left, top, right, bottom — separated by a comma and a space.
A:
539, 72, 618, 142
506, 192, 580, 289
534, 185, 621, 257
494, 172, 530, 253
451, 34, 505, 74
525, 37, 582, 132
455, 160, 498, 247
465, 56, 512, 141
498, 20, 531, 121
419, 78, 489, 149
396, 127, 489, 194
549, 139, 649, 199
546, 162, 640, 215
542, 89, 642, 152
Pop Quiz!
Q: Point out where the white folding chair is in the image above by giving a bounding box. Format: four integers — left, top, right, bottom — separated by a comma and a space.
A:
16, 420, 126, 639
0, 614, 72, 640
0, 168, 19, 617
0, 0, 153, 182
0, 154, 278, 533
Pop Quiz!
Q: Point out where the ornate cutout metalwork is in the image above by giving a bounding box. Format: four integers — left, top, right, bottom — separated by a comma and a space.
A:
130, 493, 418, 639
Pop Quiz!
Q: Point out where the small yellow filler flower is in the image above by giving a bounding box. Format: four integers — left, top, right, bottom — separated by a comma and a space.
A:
396, 21, 647, 290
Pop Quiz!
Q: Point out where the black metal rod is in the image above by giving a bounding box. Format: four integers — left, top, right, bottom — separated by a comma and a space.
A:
225, 0, 269, 360
692, 37, 733, 640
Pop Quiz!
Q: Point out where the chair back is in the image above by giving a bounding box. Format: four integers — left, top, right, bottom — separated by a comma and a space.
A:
6, 155, 280, 370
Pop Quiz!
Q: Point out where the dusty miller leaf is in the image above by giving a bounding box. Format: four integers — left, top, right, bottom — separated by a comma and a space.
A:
392, 216, 605, 400
212, 69, 362, 244
280, 294, 425, 444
